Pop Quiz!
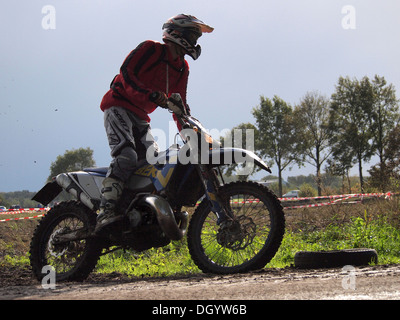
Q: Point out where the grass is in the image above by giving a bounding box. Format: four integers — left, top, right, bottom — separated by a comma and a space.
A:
94, 199, 400, 276
94, 213, 400, 276
96, 240, 201, 277
269, 215, 400, 268
2, 197, 400, 277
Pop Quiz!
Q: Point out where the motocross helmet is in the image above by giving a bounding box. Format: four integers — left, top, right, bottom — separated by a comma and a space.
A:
162, 14, 214, 60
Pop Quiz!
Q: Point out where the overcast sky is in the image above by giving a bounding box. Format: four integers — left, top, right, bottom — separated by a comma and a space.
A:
1, 0, 399, 192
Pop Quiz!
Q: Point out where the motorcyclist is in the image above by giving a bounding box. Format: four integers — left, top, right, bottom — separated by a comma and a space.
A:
95, 14, 214, 234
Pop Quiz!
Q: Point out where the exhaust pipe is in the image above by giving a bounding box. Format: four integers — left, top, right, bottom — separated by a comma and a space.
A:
56, 174, 188, 240
139, 195, 188, 240
56, 173, 95, 210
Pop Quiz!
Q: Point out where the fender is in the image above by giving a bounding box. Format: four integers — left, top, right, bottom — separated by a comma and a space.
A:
208, 147, 271, 173
55, 172, 102, 210
32, 171, 103, 209
32, 180, 63, 206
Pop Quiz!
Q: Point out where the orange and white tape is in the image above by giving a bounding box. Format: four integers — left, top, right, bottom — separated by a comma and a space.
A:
0, 192, 393, 222
282, 192, 392, 210
0, 207, 49, 223
0, 207, 49, 215
279, 192, 391, 202
0, 214, 45, 223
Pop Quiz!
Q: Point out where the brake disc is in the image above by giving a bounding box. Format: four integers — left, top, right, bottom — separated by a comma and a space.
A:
47, 228, 69, 258
217, 215, 257, 251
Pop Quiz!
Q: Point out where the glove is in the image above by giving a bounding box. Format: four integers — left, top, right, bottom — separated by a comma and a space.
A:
149, 91, 168, 108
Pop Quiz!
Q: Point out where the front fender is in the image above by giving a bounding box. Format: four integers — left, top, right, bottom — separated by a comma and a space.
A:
208, 147, 271, 173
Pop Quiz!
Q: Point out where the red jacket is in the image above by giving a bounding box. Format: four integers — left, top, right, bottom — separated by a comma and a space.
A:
100, 40, 189, 123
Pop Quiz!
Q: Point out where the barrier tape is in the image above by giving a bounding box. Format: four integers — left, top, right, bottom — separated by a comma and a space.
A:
224, 192, 391, 210
283, 195, 354, 210
0, 192, 393, 222
0, 207, 49, 215
281, 192, 392, 210
278, 192, 391, 202
0, 207, 49, 223
0, 214, 45, 223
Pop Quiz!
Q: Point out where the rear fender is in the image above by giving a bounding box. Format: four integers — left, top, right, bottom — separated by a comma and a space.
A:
32, 181, 63, 206
55, 172, 102, 210
32, 171, 103, 210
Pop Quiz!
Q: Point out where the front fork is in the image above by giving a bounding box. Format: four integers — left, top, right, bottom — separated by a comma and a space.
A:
197, 165, 231, 225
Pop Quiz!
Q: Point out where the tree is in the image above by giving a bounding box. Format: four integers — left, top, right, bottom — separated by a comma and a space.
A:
252, 96, 300, 196
369, 124, 400, 191
48, 147, 96, 181
0, 194, 4, 207
329, 76, 375, 192
325, 153, 355, 193
369, 75, 399, 191
293, 91, 332, 196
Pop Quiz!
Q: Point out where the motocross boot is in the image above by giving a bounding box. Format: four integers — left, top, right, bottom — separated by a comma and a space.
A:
95, 177, 124, 234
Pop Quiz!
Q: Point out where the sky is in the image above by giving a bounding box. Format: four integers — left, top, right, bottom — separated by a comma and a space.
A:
1, 0, 399, 192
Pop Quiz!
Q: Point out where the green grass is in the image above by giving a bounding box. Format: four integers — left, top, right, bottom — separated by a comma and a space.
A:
0, 254, 30, 268
268, 215, 400, 268
93, 212, 400, 276
2, 200, 400, 277
95, 240, 201, 277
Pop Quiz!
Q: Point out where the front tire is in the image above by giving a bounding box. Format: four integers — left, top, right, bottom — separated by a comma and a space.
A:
188, 181, 285, 274
30, 201, 103, 282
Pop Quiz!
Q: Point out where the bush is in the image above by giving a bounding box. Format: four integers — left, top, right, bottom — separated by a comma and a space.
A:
299, 183, 317, 197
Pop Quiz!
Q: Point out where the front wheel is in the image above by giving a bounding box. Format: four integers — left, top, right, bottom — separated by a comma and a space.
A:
188, 181, 285, 274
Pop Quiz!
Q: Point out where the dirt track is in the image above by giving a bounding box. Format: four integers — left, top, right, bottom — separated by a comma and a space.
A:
1, 264, 400, 300
2, 210, 400, 302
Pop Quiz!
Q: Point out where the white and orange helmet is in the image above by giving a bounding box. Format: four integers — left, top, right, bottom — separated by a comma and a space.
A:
162, 14, 214, 60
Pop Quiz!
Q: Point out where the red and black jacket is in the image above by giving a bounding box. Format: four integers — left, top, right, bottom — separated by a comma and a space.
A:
100, 40, 189, 123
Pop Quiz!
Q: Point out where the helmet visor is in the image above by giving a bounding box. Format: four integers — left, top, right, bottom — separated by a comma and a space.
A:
183, 29, 202, 46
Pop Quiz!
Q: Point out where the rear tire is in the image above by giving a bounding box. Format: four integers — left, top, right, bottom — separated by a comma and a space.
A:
30, 201, 103, 282
188, 181, 285, 274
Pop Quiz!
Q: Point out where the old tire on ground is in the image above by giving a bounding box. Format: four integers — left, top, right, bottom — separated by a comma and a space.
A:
294, 248, 378, 269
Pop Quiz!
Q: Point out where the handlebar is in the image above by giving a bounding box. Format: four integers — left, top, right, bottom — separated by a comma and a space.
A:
166, 93, 187, 116
166, 93, 220, 147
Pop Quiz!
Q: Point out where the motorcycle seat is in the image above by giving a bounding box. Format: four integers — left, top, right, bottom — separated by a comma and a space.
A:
83, 167, 108, 175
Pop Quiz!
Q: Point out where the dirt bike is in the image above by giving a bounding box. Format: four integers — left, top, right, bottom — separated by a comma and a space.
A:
30, 94, 285, 282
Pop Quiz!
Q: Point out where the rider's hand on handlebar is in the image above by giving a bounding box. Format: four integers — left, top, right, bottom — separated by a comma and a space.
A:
149, 91, 168, 108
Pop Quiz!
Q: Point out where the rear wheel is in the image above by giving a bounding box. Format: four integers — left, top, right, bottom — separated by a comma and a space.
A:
188, 181, 285, 274
30, 201, 103, 282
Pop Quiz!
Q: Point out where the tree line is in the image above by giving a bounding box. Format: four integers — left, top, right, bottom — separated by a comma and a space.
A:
223, 75, 400, 197
0, 190, 38, 208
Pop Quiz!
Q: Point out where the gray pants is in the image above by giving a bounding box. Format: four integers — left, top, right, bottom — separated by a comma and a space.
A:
104, 106, 158, 182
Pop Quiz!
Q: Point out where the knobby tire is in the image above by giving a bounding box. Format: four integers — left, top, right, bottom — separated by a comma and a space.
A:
188, 181, 285, 274
29, 201, 103, 282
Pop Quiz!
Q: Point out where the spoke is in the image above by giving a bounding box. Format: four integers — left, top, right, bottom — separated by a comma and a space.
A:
199, 190, 273, 269
45, 215, 88, 275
